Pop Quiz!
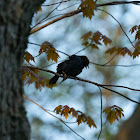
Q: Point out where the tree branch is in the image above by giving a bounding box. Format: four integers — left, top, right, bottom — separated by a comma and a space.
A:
31, 0, 64, 29
30, 9, 82, 34
28, 41, 70, 56
24, 95, 85, 140
22, 66, 140, 104
97, 1, 140, 7
97, 86, 103, 140
42, 0, 71, 7
97, 8, 139, 52
30, 1, 140, 35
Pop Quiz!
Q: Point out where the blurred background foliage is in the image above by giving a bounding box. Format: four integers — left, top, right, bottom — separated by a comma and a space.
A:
24, 0, 140, 139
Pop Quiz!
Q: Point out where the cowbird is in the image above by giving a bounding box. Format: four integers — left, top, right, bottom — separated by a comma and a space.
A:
49, 55, 89, 85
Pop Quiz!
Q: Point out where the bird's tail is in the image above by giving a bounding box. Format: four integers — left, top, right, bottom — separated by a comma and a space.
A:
49, 75, 59, 85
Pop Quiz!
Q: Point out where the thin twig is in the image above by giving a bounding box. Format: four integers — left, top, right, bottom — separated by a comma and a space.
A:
101, 84, 140, 92
24, 95, 85, 140
28, 42, 70, 57
32, 0, 64, 29
101, 86, 140, 104
90, 61, 140, 67
97, 1, 140, 7
27, 42, 140, 67
97, 8, 140, 53
97, 86, 103, 140
42, 0, 71, 6
56, 2, 80, 11
30, 9, 82, 34
103, 53, 117, 65
74, 46, 90, 55
42, 61, 140, 68
30, 1, 140, 34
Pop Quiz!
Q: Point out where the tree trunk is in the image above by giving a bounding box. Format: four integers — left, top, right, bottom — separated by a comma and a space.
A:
113, 105, 140, 140
0, 0, 44, 139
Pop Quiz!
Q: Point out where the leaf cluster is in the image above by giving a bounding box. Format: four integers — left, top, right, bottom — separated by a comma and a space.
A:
105, 47, 132, 57
79, 0, 96, 19
22, 67, 56, 89
81, 31, 112, 49
103, 105, 124, 124
39, 41, 60, 63
54, 105, 97, 128
24, 51, 35, 63
129, 25, 140, 58
129, 25, 140, 40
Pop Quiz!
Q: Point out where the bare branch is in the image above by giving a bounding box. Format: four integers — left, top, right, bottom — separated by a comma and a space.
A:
90, 61, 140, 67
32, 0, 64, 29
97, 1, 140, 7
56, 2, 80, 11
74, 45, 90, 55
24, 95, 85, 140
28, 42, 70, 57
103, 53, 117, 65
97, 86, 103, 140
30, 9, 82, 34
97, 8, 140, 52
30, 1, 140, 34
27, 42, 140, 67
22, 66, 140, 104
42, 0, 71, 7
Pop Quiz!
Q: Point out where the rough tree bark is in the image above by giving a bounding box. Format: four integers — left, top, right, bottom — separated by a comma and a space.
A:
0, 0, 44, 139
113, 105, 140, 140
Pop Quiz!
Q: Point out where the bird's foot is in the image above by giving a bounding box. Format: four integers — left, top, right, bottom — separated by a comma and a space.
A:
62, 71, 68, 80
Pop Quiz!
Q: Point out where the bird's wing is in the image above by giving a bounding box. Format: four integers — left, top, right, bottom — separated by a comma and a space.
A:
57, 58, 83, 76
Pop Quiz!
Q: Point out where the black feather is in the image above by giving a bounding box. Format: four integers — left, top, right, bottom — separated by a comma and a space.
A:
49, 75, 59, 85
49, 55, 89, 85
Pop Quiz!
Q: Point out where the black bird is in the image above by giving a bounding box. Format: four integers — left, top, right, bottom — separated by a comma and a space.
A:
49, 55, 89, 85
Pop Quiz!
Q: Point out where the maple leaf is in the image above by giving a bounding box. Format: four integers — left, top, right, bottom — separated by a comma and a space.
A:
76, 113, 96, 128
129, 25, 140, 41
54, 105, 96, 128
94, 31, 102, 40
105, 47, 116, 55
122, 47, 132, 56
54, 105, 62, 114
24, 51, 35, 63
77, 115, 82, 125
90, 43, 99, 49
70, 108, 78, 118
102, 35, 112, 46
39, 41, 54, 54
61, 106, 70, 119
91, 31, 102, 45
103, 105, 124, 124
47, 48, 59, 63
81, 31, 112, 51
77, 113, 87, 124
81, 31, 92, 40
22, 67, 39, 83
135, 30, 140, 40
22, 66, 56, 89
82, 41, 89, 46
79, 0, 96, 20
105, 47, 132, 56
87, 116, 96, 128
129, 25, 138, 34
34, 76, 46, 90
39, 41, 59, 63
133, 42, 140, 59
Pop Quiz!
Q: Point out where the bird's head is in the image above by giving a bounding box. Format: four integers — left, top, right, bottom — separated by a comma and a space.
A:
81, 56, 89, 68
